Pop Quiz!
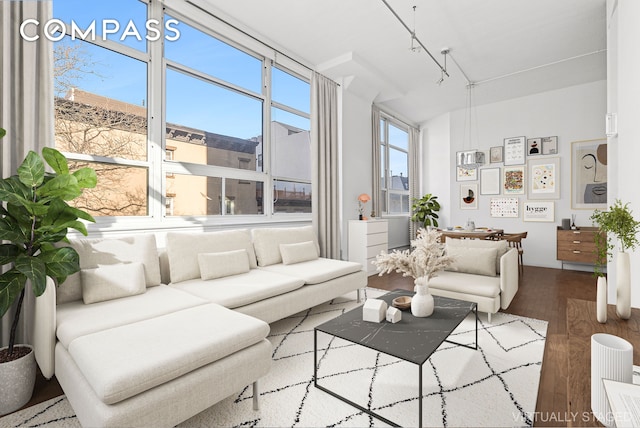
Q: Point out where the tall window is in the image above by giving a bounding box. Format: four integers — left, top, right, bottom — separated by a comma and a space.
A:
379, 117, 410, 214
52, 0, 311, 222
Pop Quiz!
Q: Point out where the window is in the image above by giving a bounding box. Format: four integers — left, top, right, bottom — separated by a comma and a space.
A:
379, 117, 410, 214
53, 0, 311, 223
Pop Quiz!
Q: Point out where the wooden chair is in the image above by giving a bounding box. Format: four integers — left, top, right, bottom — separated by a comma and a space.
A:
500, 232, 527, 274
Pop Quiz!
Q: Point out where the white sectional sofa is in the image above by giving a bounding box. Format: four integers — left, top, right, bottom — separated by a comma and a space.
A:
34, 226, 366, 427
428, 237, 519, 322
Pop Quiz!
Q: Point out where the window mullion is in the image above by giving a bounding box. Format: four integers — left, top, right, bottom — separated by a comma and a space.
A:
149, 0, 164, 220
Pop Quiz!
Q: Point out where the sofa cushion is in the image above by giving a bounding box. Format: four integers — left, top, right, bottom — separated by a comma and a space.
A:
67, 304, 269, 405
252, 226, 319, 266
57, 234, 162, 304
280, 241, 319, 265
259, 258, 362, 285
170, 269, 305, 309
167, 229, 258, 283
429, 271, 501, 299
445, 246, 498, 277
56, 285, 208, 348
198, 249, 251, 280
445, 238, 508, 273
81, 263, 146, 304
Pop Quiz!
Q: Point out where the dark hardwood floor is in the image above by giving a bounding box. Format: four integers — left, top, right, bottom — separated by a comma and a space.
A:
20, 266, 626, 427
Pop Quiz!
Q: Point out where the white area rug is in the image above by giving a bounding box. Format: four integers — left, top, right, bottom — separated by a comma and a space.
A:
2, 289, 547, 427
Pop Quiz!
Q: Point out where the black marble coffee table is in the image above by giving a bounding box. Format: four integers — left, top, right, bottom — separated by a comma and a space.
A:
314, 289, 477, 428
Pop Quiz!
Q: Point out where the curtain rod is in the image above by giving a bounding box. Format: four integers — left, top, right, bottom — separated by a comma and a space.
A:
380, 0, 449, 78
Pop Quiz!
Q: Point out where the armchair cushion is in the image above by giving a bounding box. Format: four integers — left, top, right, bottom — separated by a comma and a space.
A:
445, 246, 498, 277
445, 238, 508, 273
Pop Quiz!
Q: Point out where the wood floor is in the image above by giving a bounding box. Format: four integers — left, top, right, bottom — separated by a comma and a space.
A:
20, 265, 633, 427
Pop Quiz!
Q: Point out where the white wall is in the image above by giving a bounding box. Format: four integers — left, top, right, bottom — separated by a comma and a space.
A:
340, 89, 373, 259
422, 113, 452, 227
425, 80, 607, 268
608, 0, 640, 307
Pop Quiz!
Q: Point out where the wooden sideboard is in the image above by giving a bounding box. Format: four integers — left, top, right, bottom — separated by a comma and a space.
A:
556, 227, 601, 268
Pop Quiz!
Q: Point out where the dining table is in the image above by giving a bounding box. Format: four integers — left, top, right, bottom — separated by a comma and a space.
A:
437, 228, 504, 242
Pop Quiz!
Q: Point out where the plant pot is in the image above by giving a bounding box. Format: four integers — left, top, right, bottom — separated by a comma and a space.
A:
0, 345, 36, 415
616, 252, 631, 320
596, 276, 607, 323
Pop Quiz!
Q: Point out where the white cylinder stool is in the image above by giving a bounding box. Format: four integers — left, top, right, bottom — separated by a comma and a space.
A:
591, 333, 633, 427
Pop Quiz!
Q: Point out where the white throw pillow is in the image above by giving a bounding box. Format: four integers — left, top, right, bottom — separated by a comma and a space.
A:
445, 246, 498, 277
166, 229, 257, 284
252, 226, 319, 266
280, 241, 319, 265
198, 250, 251, 280
81, 263, 146, 304
445, 238, 508, 273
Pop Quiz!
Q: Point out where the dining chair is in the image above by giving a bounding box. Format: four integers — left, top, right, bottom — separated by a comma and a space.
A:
500, 232, 527, 275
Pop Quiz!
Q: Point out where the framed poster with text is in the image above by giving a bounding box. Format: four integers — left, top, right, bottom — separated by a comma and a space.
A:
504, 136, 526, 166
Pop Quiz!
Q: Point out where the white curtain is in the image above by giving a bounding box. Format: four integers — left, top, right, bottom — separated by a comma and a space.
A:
311, 72, 340, 259
408, 126, 421, 240
0, 1, 54, 347
371, 105, 381, 217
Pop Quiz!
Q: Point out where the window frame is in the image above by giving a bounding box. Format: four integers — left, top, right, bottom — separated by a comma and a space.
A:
379, 113, 410, 216
54, 0, 313, 231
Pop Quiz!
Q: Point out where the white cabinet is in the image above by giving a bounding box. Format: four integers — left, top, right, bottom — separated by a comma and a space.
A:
348, 220, 388, 276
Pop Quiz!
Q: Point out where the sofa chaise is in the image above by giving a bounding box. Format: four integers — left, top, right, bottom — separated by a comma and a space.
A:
34, 226, 366, 427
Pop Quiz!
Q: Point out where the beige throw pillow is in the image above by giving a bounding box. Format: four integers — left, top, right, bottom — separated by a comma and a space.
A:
280, 241, 319, 265
446, 246, 498, 277
81, 263, 147, 304
198, 249, 251, 280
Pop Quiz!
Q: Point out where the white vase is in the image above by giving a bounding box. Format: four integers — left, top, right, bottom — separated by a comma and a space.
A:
596, 276, 607, 323
591, 334, 633, 427
411, 277, 434, 317
616, 252, 631, 319
0, 345, 36, 415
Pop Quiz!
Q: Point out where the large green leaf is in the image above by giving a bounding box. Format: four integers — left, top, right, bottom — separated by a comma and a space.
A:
73, 167, 97, 189
0, 218, 27, 243
0, 177, 32, 206
0, 270, 27, 318
0, 128, 6, 139
42, 147, 69, 175
17, 151, 45, 188
36, 174, 81, 201
0, 244, 21, 266
42, 247, 80, 284
15, 254, 47, 296
65, 205, 95, 223
41, 198, 74, 227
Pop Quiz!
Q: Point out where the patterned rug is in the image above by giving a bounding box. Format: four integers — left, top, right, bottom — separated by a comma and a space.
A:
2, 288, 548, 427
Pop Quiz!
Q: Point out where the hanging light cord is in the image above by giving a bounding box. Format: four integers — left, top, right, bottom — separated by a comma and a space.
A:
380, 0, 449, 78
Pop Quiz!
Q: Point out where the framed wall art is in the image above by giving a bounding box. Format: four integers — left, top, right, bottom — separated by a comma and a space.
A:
456, 165, 477, 182
480, 168, 501, 195
571, 139, 607, 209
528, 157, 560, 199
542, 136, 558, 155
503, 166, 525, 195
460, 183, 478, 210
490, 198, 519, 218
503, 136, 526, 165
523, 201, 555, 222
527, 138, 542, 156
490, 146, 503, 163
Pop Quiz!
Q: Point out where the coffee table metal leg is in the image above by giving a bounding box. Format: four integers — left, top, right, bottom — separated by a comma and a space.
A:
419, 363, 423, 428
314, 329, 318, 387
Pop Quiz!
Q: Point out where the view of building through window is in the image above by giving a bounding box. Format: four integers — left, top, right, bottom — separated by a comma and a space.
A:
53, 0, 311, 219
379, 117, 410, 214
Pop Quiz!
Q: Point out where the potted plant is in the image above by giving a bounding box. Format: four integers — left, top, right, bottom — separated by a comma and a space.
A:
0, 128, 96, 414
411, 193, 440, 228
590, 199, 640, 320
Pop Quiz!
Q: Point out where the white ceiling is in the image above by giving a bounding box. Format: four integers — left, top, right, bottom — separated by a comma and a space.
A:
197, 0, 607, 125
